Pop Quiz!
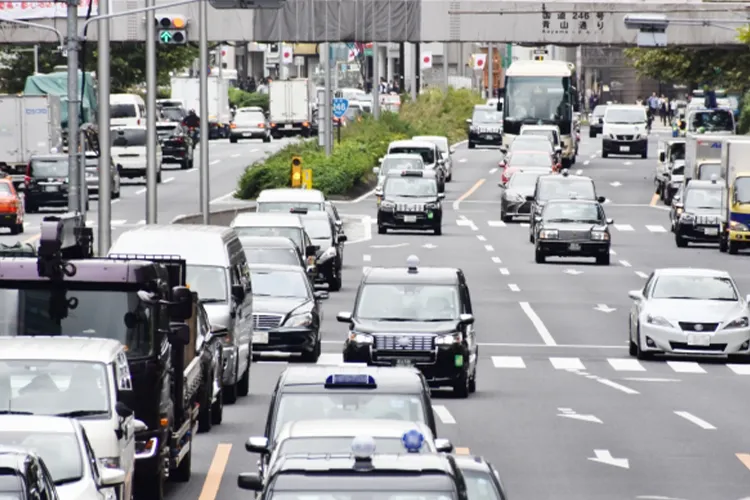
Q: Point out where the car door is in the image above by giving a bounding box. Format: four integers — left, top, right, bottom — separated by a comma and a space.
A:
458, 273, 477, 367
231, 263, 252, 372
113, 349, 135, 500
325, 201, 343, 233
630, 273, 653, 334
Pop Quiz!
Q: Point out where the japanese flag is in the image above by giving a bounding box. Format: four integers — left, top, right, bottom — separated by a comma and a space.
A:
421, 52, 433, 69
281, 46, 294, 65
473, 53, 487, 70
347, 47, 359, 62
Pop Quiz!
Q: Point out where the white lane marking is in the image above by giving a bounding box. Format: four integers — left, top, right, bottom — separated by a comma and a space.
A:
590, 154, 597, 158
163, 177, 175, 184
370, 243, 409, 249
492, 356, 526, 368
484, 245, 494, 252
477, 235, 486, 241
635, 271, 649, 279
575, 169, 583, 175
135, 188, 146, 195
550, 357, 585, 370
362, 266, 371, 273
508, 283, 520, 292
607, 358, 646, 372
363, 254, 371, 262
499, 268, 509, 275
432, 405, 456, 424
619, 260, 632, 267
557, 407, 603, 424
210, 159, 220, 165
728, 364, 750, 375
478, 342, 627, 349
594, 377, 640, 395
231, 153, 241, 158
520, 222, 529, 227
250, 148, 259, 153
583, 160, 590, 166
456, 218, 474, 227
487, 220, 506, 227
667, 361, 706, 374
614, 224, 634, 232
316, 353, 345, 365
491, 256, 502, 264
111, 220, 127, 226
646, 225, 666, 233
458, 158, 468, 163
136, 220, 146, 225
674, 411, 716, 430
623, 377, 681, 382
489, 167, 498, 174
610, 181, 622, 187
624, 161, 633, 166
520, 302, 557, 346
596, 150, 602, 155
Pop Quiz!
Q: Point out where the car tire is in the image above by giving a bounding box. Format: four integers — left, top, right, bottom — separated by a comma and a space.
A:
635, 325, 653, 360
263, 135, 271, 143
301, 336, 322, 363
675, 233, 688, 248
468, 142, 475, 149
641, 149, 648, 159
197, 376, 213, 433
501, 213, 512, 223
602, 150, 609, 158
729, 241, 740, 254
156, 170, 163, 183
229, 137, 238, 144
171, 429, 192, 482
535, 248, 546, 263
181, 158, 190, 170
529, 231, 535, 244
211, 388, 223, 425
328, 268, 342, 292
434, 225, 442, 236
223, 359, 239, 404
628, 322, 637, 357
378, 225, 387, 235
452, 370, 470, 399
446, 173, 452, 182
596, 253, 610, 265
719, 235, 728, 253
589, 130, 596, 138
237, 355, 250, 397
112, 183, 121, 199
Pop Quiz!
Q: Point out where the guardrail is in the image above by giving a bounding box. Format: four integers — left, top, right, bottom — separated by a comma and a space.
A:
170, 203, 256, 226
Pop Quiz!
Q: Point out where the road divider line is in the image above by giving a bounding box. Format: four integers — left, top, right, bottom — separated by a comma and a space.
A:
519, 302, 557, 346
162, 177, 174, 184
489, 168, 498, 174
736, 453, 750, 471
477, 235, 486, 241
492, 356, 526, 368
210, 159, 221, 165
432, 405, 456, 424
198, 443, 232, 500
650, 193, 660, 206
135, 188, 146, 195
231, 153, 241, 158
363, 254, 372, 262
452, 178, 485, 211
674, 411, 716, 430
454, 447, 471, 455
508, 284, 520, 292
619, 260, 631, 267
478, 342, 626, 348
635, 271, 649, 279
484, 244, 494, 252
491, 256, 502, 264
499, 268, 509, 275
550, 357, 584, 370
593, 376, 639, 395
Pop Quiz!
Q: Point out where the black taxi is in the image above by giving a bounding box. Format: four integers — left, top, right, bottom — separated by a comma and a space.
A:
671, 177, 722, 248
338, 255, 478, 398
376, 171, 444, 235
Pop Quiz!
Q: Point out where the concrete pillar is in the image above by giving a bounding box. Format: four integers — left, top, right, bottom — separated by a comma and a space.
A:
387, 55, 395, 83
378, 46, 387, 86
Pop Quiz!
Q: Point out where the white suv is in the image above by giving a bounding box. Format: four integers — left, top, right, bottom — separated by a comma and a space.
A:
601, 105, 649, 159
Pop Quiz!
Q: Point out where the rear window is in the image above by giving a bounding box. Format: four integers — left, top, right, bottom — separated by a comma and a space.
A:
112, 128, 147, 147
31, 159, 68, 178
538, 178, 596, 200
236, 111, 265, 123
111, 104, 137, 119
0, 183, 12, 195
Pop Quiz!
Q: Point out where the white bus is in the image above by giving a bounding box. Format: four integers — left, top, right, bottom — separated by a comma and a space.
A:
501, 60, 578, 167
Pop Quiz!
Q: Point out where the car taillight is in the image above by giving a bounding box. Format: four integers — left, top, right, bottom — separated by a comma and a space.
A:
137, 119, 141, 126
270, 123, 276, 128
230, 123, 236, 129
258, 123, 265, 128
302, 121, 309, 127
174, 136, 184, 143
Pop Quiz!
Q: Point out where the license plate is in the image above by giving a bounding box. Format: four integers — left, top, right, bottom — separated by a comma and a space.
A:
285, 124, 293, 129
483, 135, 494, 140
395, 359, 413, 367
253, 332, 269, 344
569, 243, 581, 251
704, 227, 719, 235
44, 185, 59, 192
619, 146, 630, 152
687, 334, 711, 346
243, 132, 251, 137
403, 215, 417, 223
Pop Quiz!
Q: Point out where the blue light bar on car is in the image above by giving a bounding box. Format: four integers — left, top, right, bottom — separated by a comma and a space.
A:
324, 374, 377, 388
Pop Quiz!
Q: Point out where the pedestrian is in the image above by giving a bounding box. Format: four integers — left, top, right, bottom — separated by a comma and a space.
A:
659, 95, 668, 126
669, 98, 677, 122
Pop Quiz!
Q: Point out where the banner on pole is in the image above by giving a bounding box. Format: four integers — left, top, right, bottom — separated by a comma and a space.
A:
0, 0, 107, 19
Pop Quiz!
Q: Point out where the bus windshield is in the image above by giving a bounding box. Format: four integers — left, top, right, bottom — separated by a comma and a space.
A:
505, 76, 571, 124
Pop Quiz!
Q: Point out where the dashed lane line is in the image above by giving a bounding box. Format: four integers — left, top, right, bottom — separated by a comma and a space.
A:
619, 260, 631, 267
432, 405, 456, 424
491, 256, 502, 264
508, 283, 520, 292
520, 302, 557, 346
674, 411, 716, 430
499, 268, 509, 275
635, 271, 649, 279
452, 178, 486, 211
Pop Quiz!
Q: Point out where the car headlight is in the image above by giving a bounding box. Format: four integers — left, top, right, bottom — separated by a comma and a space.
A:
380, 200, 395, 211
539, 229, 558, 239
680, 213, 695, 223
646, 314, 673, 327
284, 312, 313, 328
724, 316, 749, 329
318, 246, 336, 262
590, 230, 609, 241
435, 332, 462, 345
730, 220, 749, 231
426, 202, 440, 209
609, 133, 615, 139
98, 457, 120, 469
348, 332, 374, 344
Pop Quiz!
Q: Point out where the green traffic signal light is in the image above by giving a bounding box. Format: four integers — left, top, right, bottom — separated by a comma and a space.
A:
158, 29, 186, 44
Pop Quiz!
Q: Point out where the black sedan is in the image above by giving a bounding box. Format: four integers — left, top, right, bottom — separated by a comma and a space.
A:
500, 169, 546, 222
249, 264, 328, 363
156, 122, 194, 170
300, 210, 347, 291
589, 105, 607, 138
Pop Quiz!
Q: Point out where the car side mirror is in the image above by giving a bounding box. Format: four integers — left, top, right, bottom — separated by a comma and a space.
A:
378, 157, 384, 164
449, 147, 456, 154
237, 473, 264, 491
99, 468, 126, 488
15, 183, 24, 192
133, 419, 148, 433
437, 193, 446, 200
500, 146, 507, 153
168, 323, 190, 345
658, 152, 665, 163
337, 311, 353, 323
372, 166, 380, 174
169, 286, 193, 322
525, 195, 534, 202
554, 146, 562, 153
314, 290, 329, 300
746, 293, 750, 304
674, 202, 684, 209
338, 234, 348, 242
465, 118, 472, 125
606, 218, 614, 224
306, 245, 319, 257
231, 284, 246, 302
458, 313, 474, 325
628, 290, 643, 301
598, 118, 604, 125
335, 220, 343, 228
115, 401, 134, 419
245, 436, 269, 454
435, 439, 454, 453
597, 196, 606, 203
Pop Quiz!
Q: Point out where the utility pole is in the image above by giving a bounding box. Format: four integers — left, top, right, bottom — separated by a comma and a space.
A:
322, 42, 332, 156
487, 43, 493, 98
146, 0, 158, 224
372, 43, 380, 118
97, 0, 112, 254
66, 0, 81, 214
442, 42, 449, 91
199, 0, 209, 223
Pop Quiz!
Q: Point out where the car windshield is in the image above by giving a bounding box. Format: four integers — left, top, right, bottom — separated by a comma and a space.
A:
355, 284, 459, 321
389, 147, 435, 165
384, 177, 438, 198
538, 179, 595, 201
651, 275, 738, 300
463, 471, 503, 500
381, 157, 423, 175
592, 106, 607, 117
510, 138, 552, 154
415, 138, 448, 153
0, 475, 21, 500
672, 165, 685, 176
234, 227, 303, 250
0, 184, 11, 196
302, 218, 331, 240
273, 394, 426, 438
505, 76, 571, 122
278, 437, 427, 456
111, 128, 147, 147
734, 177, 750, 204
472, 108, 501, 123
522, 130, 556, 144
0, 360, 109, 416
110, 103, 136, 118
251, 270, 309, 299
243, 247, 300, 266
690, 110, 734, 132
698, 163, 722, 180
0, 430, 82, 485
236, 111, 265, 124
508, 153, 551, 168
0, 288, 153, 356
186, 265, 228, 303
257, 202, 323, 213
31, 159, 68, 178
543, 203, 602, 223
509, 172, 542, 189
605, 108, 646, 124
669, 143, 685, 160
684, 188, 722, 210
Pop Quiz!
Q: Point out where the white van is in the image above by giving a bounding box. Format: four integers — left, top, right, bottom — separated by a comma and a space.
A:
111, 94, 147, 128
601, 104, 649, 159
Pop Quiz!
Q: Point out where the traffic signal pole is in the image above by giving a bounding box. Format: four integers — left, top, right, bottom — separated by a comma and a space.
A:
97, 0, 111, 254
146, 0, 158, 224
199, 0, 210, 223
66, 0, 81, 215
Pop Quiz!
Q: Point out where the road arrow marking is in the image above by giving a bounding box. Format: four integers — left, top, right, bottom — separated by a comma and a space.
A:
610, 181, 622, 187
557, 407, 602, 424
594, 304, 616, 313
588, 449, 629, 469
422, 243, 437, 249
564, 269, 583, 275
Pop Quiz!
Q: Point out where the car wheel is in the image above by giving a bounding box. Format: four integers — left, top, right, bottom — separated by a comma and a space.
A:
602, 150, 609, 158
237, 354, 250, 397
468, 142, 475, 149
434, 225, 442, 236
156, 170, 162, 183
211, 388, 223, 425
729, 241, 740, 254
635, 325, 653, 360
589, 130, 596, 138
535, 247, 546, 264
229, 136, 238, 144
628, 321, 637, 356
452, 370, 470, 399
596, 253, 610, 265
378, 225, 386, 235
300, 335, 322, 363
328, 268, 342, 292
675, 233, 688, 248
719, 235, 728, 253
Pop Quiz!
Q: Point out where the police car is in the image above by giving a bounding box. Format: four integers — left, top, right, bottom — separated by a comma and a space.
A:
338, 256, 478, 398
375, 170, 444, 235
246, 419, 453, 480
238, 434, 470, 500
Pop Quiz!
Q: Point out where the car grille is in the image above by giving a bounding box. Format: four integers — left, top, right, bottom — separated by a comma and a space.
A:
560, 230, 591, 240
374, 334, 435, 351
670, 342, 726, 352
678, 322, 719, 332
695, 215, 720, 225
616, 135, 635, 141
396, 203, 425, 212
253, 314, 283, 331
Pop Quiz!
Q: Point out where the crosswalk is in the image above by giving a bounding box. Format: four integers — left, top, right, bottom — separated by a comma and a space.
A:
491, 355, 750, 375
475, 220, 671, 233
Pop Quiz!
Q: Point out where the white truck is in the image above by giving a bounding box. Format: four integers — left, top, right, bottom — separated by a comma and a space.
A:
170, 76, 231, 139
269, 79, 314, 138
719, 137, 750, 253
0, 95, 63, 188
685, 134, 727, 183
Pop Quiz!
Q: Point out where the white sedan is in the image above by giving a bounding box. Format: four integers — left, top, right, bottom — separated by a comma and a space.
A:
628, 268, 750, 360
0, 415, 126, 500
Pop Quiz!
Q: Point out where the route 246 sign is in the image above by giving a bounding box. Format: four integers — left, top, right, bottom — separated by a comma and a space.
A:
332, 98, 349, 119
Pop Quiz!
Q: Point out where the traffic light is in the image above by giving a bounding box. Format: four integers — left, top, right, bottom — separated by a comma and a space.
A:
156, 15, 187, 44
291, 156, 302, 187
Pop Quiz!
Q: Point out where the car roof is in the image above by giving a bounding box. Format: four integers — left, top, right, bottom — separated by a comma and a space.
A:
300, 211, 331, 222
0, 415, 80, 435
364, 266, 459, 285
539, 173, 593, 182
412, 136, 448, 146
277, 419, 435, 441
30, 154, 68, 161
0, 446, 35, 470
473, 105, 496, 111
545, 198, 598, 205
511, 149, 551, 155
247, 263, 306, 273
521, 125, 560, 131
606, 104, 645, 111
278, 365, 425, 393
513, 135, 552, 143
653, 268, 731, 278
0, 337, 123, 362
232, 212, 304, 228
383, 154, 424, 161
389, 140, 436, 149
686, 180, 722, 189
239, 236, 297, 248
384, 170, 436, 178
257, 189, 325, 203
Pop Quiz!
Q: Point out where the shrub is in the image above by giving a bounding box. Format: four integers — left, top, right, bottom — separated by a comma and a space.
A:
236, 88, 481, 199
228, 89, 270, 111
737, 89, 750, 135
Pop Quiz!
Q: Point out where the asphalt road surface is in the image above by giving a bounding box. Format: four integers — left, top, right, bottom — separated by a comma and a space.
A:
9, 127, 750, 500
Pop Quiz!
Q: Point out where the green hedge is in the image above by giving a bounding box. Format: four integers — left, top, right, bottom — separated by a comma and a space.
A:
738, 90, 750, 135
229, 88, 270, 111
235, 87, 482, 199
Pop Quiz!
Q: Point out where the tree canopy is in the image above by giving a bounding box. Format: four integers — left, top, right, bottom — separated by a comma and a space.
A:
0, 43, 198, 94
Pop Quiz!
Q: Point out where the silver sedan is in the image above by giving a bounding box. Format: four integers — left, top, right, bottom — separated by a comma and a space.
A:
628, 268, 750, 360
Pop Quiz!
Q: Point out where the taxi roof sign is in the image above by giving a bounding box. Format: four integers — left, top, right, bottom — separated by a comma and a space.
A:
324, 374, 377, 388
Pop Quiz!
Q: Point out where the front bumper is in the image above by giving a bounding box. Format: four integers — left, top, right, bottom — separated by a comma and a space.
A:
378, 210, 442, 230
27, 191, 68, 206
0, 212, 19, 227
729, 229, 750, 245
676, 222, 720, 242
602, 137, 647, 155
253, 327, 317, 354
313, 257, 337, 282
469, 132, 502, 146
502, 198, 532, 216
639, 322, 750, 356
162, 147, 189, 163
536, 239, 609, 257
231, 129, 267, 139
118, 164, 148, 178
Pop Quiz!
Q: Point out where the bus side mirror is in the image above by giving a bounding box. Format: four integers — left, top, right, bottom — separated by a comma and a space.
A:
659, 152, 665, 163
170, 286, 193, 322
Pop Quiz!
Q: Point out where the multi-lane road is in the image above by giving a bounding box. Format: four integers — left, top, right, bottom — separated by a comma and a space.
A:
9, 126, 750, 500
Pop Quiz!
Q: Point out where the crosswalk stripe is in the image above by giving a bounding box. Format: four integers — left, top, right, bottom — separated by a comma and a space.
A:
667, 361, 706, 373
607, 358, 646, 372
492, 356, 526, 368
727, 364, 750, 375
614, 224, 634, 232
487, 220, 506, 227
316, 353, 344, 365
550, 357, 585, 370
646, 225, 667, 233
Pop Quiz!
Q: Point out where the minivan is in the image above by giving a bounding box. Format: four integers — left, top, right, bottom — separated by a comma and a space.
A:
111, 94, 147, 128
108, 225, 253, 404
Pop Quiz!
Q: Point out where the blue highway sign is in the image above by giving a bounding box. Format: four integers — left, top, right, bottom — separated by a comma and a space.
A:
332, 98, 349, 119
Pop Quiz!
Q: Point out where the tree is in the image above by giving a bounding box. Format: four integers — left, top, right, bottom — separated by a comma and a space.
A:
0, 42, 198, 93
